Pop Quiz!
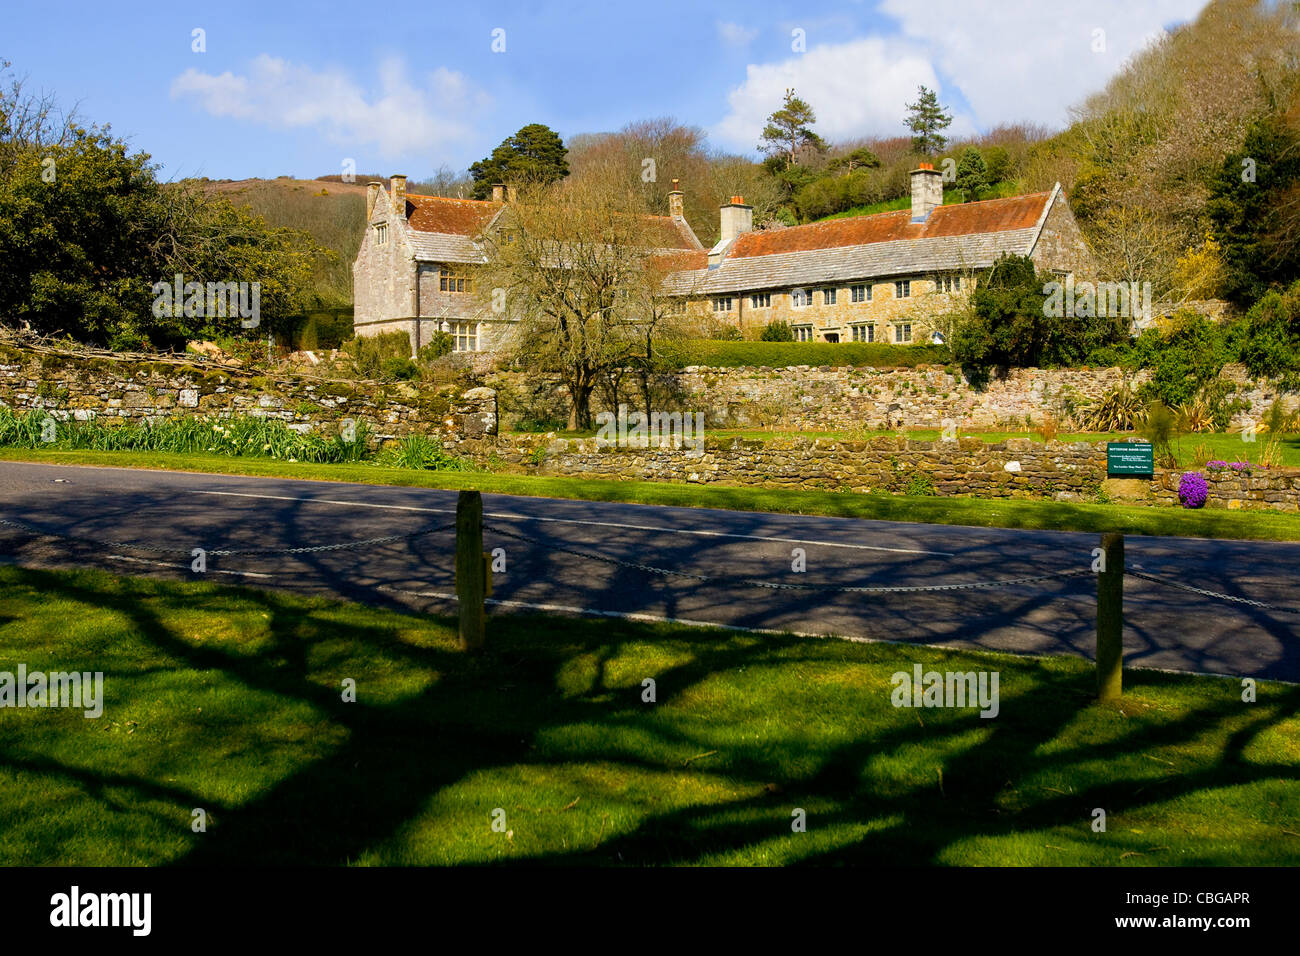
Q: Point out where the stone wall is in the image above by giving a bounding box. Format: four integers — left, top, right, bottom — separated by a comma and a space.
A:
447, 431, 1300, 513
0, 340, 470, 444
488, 362, 1294, 433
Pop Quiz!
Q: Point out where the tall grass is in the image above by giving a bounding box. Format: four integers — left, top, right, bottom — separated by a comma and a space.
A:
0, 408, 368, 463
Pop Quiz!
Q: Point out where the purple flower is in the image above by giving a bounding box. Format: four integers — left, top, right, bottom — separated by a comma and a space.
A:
1178, 471, 1209, 509
1206, 459, 1228, 470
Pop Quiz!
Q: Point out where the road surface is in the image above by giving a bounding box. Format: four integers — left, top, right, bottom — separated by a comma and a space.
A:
0, 460, 1297, 681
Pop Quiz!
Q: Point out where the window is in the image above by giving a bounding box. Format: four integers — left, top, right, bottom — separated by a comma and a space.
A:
894, 323, 913, 343
440, 268, 473, 293
851, 284, 871, 303
451, 321, 478, 352
822, 288, 837, 305
712, 297, 733, 312
750, 292, 771, 308
851, 323, 875, 342
375, 223, 388, 245
895, 280, 911, 298
936, 275, 962, 294
793, 325, 813, 342
791, 289, 811, 308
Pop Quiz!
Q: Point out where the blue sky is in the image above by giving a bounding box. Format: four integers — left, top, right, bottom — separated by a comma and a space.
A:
3, 0, 1209, 182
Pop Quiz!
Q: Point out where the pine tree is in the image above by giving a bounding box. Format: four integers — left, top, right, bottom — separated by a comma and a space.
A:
954, 147, 988, 202
904, 86, 953, 156
760, 89, 827, 169
469, 124, 569, 199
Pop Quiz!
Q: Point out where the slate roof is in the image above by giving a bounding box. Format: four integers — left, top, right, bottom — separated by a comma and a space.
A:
664, 190, 1057, 296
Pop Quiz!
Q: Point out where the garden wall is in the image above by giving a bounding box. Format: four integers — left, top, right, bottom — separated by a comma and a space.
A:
0, 338, 495, 443
450, 431, 1300, 513
488, 363, 1291, 432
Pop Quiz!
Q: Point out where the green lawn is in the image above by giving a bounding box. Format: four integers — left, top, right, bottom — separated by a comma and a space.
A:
5, 446, 1300, 542
0, 565, 1296, 866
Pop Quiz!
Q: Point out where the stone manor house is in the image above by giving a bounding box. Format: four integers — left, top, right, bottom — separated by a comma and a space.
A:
352, 165, 1093, 351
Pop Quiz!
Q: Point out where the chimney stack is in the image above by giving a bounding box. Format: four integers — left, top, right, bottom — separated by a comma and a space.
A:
366, 181, 382, 220
668, 179, 684, 219
719, 196, 753, 246
507, 185, 518, 203
390, 174, 407, 216
492, 184, 505, 202
910, 163, 943, 223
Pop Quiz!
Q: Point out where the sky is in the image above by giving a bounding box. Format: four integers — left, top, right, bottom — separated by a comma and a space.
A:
2, 0, 1211, 182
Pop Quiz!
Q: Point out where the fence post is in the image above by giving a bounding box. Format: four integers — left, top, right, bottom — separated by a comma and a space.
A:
456, 490, 486, 651
1096, 532, 1124, 701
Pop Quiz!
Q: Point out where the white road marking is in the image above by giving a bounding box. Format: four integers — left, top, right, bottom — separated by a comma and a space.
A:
188, 489, 953, 556
107, 554, 273, 579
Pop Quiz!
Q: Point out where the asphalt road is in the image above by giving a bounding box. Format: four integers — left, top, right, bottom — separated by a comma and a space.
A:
1, 460, 1297, 681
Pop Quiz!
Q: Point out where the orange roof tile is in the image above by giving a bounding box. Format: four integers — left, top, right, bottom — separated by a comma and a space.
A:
405, 194, 503, 236
728, 192, 1052, 259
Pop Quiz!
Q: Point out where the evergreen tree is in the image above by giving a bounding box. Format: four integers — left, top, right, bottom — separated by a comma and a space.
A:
954, 147, 988, 202
905, 86, 952, 156
760, 89, 827, 169
469, 124, 569, 199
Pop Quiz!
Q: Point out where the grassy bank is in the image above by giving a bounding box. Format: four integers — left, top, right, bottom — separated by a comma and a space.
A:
1, 564, 1296, 866
5, 446, 1300, 542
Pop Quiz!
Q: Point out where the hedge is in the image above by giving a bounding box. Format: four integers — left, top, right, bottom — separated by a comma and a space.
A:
659, 340, 952, 369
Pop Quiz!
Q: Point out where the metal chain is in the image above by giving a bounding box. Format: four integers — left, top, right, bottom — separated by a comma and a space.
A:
483, 523, 1090, 594
0, 516, 457, 558
1126, 566, 1300, 615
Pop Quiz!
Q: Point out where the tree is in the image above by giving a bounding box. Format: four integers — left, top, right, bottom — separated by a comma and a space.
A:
904, 86, 952, 156
949, 254, 1124, 375
477, 178, 698, 429
760, 89, 827, 169
0, 62, 326, 348
826, 146, 880, 174
954, 147, 988, 202
1208, 114, 1300, 304
468, 123, 569, 199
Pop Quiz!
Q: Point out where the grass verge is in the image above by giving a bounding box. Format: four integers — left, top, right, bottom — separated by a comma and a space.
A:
4, 446, 1300, 542
1, 564, 1296, 866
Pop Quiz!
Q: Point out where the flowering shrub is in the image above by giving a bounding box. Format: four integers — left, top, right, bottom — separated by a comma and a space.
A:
1178, 471, 1209, 508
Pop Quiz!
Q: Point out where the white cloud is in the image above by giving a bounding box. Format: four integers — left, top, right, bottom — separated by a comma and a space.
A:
877, 0, 1208, 129
717, 21, 759, 47
713, 0, 1209, 152
171, 54, 489, 158
712, 37, 970, 152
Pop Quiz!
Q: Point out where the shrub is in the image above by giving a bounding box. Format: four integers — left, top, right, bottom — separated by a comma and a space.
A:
1081, 380, 1143, 431
380, 356, 419, 381
659, 340, 950, 369
1178, 471, 1209, 509
1136, 401, 1181, 468
904, 471, 937, 497
417, 331, 455, 363
759, 320, 794, 342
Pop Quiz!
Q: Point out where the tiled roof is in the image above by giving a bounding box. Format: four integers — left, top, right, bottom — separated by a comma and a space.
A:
664, 191, 1055, 295
401, 194, 701, 263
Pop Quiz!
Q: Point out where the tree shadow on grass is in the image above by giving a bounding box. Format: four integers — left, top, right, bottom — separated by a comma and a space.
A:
2, 564, 1299, 867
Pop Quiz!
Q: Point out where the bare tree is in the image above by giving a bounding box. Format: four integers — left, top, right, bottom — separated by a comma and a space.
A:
477, 178, 701, 429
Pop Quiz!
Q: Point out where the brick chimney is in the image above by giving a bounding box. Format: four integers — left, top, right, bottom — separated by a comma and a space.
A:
668, 179, 684, 219
719, 196, 753, 245
910, 163, 943, 223
390, 174, 407, 216
366, 181, 382, 219
492, 184, 505, 202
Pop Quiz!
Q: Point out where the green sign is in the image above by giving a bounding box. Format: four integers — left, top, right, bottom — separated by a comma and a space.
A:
1107, 441, 1154, 476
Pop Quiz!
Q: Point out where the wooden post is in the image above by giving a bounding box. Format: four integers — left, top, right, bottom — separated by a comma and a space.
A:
1096, 532, 1124, 701
455, 490, 486, 651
